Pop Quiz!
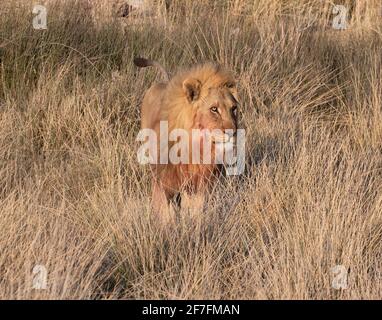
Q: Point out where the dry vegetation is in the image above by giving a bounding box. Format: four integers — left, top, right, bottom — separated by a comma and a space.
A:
0, 0, 382, 299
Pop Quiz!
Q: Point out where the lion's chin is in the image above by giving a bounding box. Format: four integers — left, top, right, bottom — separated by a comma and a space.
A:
213, 135, 236, 154
211, 132, 231, 144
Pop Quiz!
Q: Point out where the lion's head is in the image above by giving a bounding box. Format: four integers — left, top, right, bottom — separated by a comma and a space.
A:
163, 63, 239, 143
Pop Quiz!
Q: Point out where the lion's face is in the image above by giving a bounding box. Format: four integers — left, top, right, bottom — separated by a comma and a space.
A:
194, 87, 238, 141
182, 77, 239, 142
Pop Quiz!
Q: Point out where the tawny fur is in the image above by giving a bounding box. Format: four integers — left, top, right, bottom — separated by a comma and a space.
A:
135, 57, 239, 217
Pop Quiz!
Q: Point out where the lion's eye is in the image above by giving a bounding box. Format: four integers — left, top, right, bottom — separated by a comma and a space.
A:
210, 106, 218, 113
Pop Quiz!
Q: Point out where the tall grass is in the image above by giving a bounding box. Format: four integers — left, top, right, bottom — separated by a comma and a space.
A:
0, 0, 381, 299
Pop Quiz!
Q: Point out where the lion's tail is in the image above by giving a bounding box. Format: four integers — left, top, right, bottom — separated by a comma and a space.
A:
134, 57, 170, 82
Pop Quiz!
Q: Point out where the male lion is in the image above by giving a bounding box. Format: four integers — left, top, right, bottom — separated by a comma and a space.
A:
135, 57, 239, 220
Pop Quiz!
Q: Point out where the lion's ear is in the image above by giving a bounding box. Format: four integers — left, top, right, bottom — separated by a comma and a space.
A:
183, 78, 201, 103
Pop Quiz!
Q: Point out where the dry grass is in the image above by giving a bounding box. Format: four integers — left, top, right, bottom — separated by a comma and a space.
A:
0, 0, 381, 299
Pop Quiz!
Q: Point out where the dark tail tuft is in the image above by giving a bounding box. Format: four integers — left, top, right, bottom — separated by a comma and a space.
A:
134, 57, 150, 68
133, 57, 170, 82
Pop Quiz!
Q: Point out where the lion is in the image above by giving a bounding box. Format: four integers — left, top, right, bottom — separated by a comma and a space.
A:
134, 57, 239, 220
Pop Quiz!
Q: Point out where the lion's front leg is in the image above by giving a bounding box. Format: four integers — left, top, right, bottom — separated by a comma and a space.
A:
151, 181, 176, 224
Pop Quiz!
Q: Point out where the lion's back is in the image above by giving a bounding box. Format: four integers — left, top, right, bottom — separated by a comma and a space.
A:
141, 82, 167, 130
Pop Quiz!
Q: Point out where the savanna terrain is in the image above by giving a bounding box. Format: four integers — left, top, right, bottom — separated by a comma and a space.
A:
0, 0, 381, 299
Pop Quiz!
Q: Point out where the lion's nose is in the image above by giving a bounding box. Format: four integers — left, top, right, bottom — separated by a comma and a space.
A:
227, 130, 235, 137
224, 125, 237, 138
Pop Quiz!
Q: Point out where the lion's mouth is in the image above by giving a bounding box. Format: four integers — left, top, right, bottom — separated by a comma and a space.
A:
211, 133, 236, 145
